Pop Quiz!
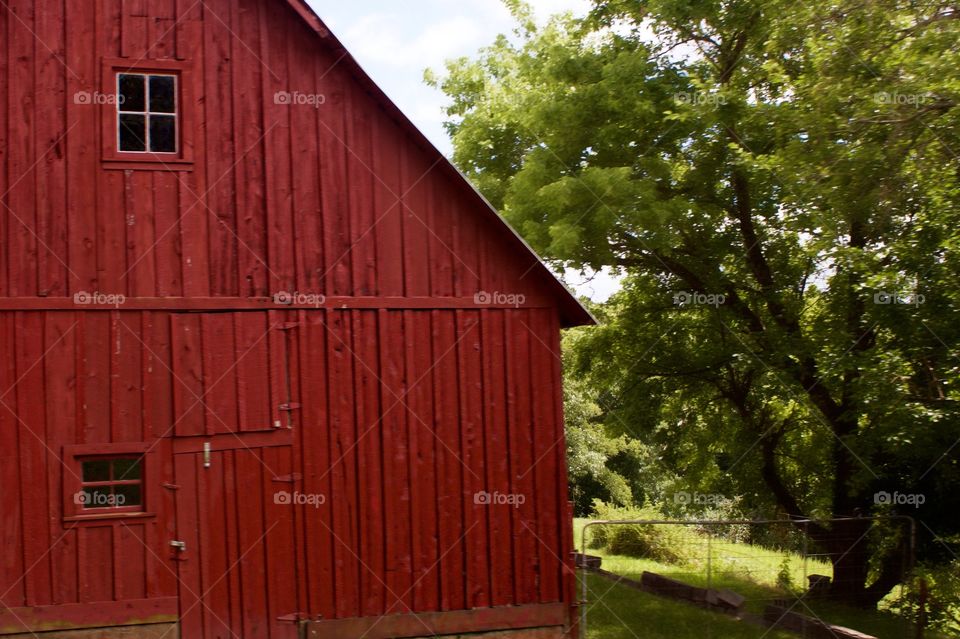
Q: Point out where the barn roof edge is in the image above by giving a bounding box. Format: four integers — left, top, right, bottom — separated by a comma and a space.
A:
284, 0, 597, 328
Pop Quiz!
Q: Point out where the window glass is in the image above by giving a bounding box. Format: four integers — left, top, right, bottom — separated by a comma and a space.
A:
117, 73, 177, 154
82, 459, 110, 482
78, 457, 144, 511
113, 458, 142, 480
149, 76, 176, 113
149, 115, 177, 153
118, 74, 145, 112
119, 114, 146, 152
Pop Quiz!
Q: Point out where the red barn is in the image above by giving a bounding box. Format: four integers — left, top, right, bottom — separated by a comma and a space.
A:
0, 1, 593, 638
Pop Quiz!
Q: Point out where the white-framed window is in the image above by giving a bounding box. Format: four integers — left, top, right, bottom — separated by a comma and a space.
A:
116, 73, 178, 154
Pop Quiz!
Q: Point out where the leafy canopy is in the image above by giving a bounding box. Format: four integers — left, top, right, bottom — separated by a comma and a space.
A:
433, 0, 960, 604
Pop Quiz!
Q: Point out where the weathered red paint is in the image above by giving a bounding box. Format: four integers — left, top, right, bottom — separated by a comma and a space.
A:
0, 1, 593, 637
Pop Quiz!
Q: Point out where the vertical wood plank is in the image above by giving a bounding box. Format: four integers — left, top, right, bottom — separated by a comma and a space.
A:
456, 310, 489, 608
111, 312, 144, 442
8, 0, 38, 297
235, 449, 269, 637
202, 0, 238, 296
530, 309, 562, 602
289, 33, 323, 295
125, 172, 157, 297
264, 446, 299, 637
78, 527, 113, 603
401, 149, 431, 297
380, 310, 412, 614
345, 89, 377, 296
432, 310, 465, 611
317, 63, 351, 296
45, 312, 79, 605
260, 0, 296, 297
79, 312, 111, 443
197, 449, 232, 638
232, 0, 267, 297
114, 524, 146, 600
327, 310, 359, 618
407, 311, 439, 611
169, 313, 205, 436
152, 173, 182, 296
35, 0, 68, 297
373, 118, 404, 297
176, 0, 209, 297
147, 0, 176, 59
0, 315, 25, 606
65, 0, 98, 296
235, 312, 271, 431
506, 311, 538, 604
201, 313, 239, 434
482, 310, 515, 606
0, 1, 8, 296
299, 312, 334, 618
173, 453, 203, 638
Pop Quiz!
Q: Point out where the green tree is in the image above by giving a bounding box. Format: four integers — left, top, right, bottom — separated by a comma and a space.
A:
433, 0, 960, 606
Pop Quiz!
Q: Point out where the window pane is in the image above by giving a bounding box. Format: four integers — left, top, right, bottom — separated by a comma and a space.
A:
113, 458, 142, 480
149, 115, 176, 153
149, 76, 176, 113
118, 74, 145, 112
80, 487, 116, 509
115, 484, 142, 507
82, 460, 110, 482
119, 114, 147, 152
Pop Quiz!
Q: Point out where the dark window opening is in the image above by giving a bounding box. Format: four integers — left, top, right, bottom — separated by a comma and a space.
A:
117, 72, 177, 153
78, 456, 144, 511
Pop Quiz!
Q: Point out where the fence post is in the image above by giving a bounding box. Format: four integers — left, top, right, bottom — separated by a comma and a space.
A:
802, 520, 809, 598
706, 527, 712, 597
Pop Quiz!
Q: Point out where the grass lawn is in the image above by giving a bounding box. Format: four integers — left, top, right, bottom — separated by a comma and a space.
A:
579, 572, 796, 639
574, 518, 940, 639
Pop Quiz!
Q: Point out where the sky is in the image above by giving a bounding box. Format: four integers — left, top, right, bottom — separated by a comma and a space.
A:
306, 0, 622, 301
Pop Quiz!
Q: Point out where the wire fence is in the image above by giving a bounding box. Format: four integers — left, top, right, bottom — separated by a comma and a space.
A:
577, 517, 917, 639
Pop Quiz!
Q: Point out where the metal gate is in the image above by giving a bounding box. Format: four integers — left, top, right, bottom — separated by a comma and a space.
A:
578, 517, 916, 638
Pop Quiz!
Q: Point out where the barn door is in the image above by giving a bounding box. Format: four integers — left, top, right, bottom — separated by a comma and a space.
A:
173, 444, 299, 639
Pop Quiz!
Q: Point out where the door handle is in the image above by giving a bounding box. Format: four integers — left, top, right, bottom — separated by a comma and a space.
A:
170, 540, 187, 551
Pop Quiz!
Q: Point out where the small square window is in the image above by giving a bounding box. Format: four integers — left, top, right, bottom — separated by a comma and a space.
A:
76, 456, 144, 512
117, 72, 178, 154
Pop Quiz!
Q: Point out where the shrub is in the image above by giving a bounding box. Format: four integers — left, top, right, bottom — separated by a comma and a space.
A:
586, 500, 693, 565
886, 562, 960, 634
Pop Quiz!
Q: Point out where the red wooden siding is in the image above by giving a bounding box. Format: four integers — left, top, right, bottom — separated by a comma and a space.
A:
1, 0, 587, 635
0, 0, 563, 309
0, 309, 568, 624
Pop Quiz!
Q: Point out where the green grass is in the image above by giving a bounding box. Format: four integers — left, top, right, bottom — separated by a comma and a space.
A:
579, 572, 795, 639
574, 518, 942, 639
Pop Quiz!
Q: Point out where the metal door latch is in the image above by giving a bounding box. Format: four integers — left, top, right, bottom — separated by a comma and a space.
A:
170, 540, 187, 551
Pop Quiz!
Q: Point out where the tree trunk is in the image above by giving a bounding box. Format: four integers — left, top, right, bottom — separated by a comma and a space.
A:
823, 518, 905, 608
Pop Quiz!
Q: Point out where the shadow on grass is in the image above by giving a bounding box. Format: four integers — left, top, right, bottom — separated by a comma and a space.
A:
580, 572, 795, 639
